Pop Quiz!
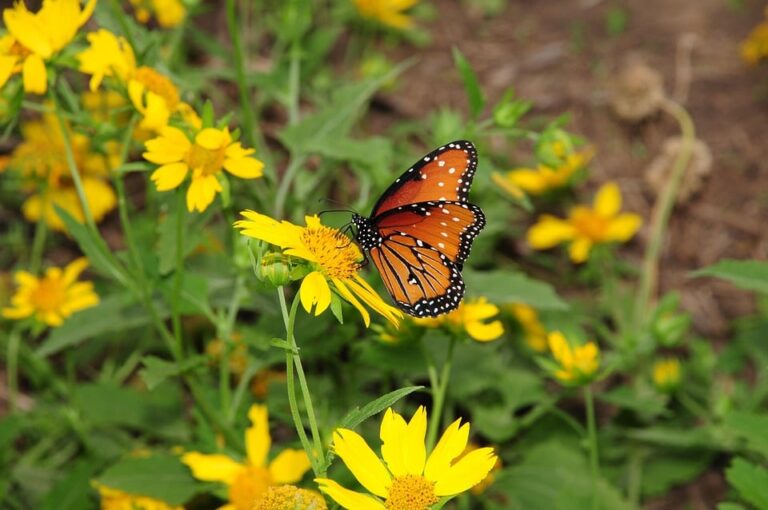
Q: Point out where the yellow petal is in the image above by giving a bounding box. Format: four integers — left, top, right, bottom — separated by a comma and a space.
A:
268, 449, 311, 484
62, 257, 88, 285
594, 182, 621, 217
604, 213, 642, 241
380, 406, 427, 476
299, 271, 331, 316
315, 479, 385, 510
22, 54, 47, 94
234, 210, 304, 251
140, 91, 171, 132
181, 452, 245, 485
332, 278, 370, 327
245, 404, 270, 468
186, 173, 221, 212
223, 156, 264, 179
331, 428, 390, 498
77, 0, 98, 27
150, 163, 189, 191
568, 237, 593, 263
424, 419, 470, 482
507, 168, 549, 194
527, 215, 576, 249
346, 276, 403, 327
195, 128, 230, 150
128, 80, 146, 112
144, 127, 191, 164
548, 331, 573, 368
4, 4, 52, 58
433, 447, 498, 496
224, 142, 255, 159
466, 319, 504, 342
0, 55, 18, 89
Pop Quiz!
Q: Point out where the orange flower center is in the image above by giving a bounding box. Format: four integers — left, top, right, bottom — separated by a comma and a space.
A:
569, 207, 610, 240
385, 474, 438, 510
8, 39, 32, 58
133, 66, 180, 109
30, 276, 67, 314
228, 466, 273, 510
186, 142, 226, 176
300, 226, 361, 279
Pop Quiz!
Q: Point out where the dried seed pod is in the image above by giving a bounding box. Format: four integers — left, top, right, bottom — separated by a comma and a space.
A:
611, 61, 666, 122
645, 136, 713, 205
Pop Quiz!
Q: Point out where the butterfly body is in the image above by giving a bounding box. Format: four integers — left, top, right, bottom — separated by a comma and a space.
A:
353, 141, 485, 317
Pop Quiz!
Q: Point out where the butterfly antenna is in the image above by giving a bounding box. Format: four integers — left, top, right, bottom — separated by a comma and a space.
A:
317, 198, 357, 217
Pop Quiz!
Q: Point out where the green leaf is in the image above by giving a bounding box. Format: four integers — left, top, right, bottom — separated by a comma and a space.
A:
718, 504, 748, 510
725, 458, 768, 510
156, 202, 211, 276
36, 293, 149, 357
39, 461, 97, 510
97, 454, 197, 506
463, 269, 569, 310
641, 451, 712, 497
54, 205, 129, 286
693, 259, 768, 295
452, 47, 485, 119
338, 386, 424, 430
139, 355, 207, 390
723, 411, 768, 457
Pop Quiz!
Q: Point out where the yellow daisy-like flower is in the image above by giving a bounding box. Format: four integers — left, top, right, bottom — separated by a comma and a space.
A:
652, 357, 681, 393
253, 485, 327, 510
416, 297, 503, 342
78, 29, 137, 92
508, 303, 548, 352
144, 126, 263, 212
96, 484, 182, 510
316, 406, 498, 510
742, 9, 768, 65
527, 181, 642, 263
2, 258, 99, 327
0, 0, 96, 94
235, 212, 402, 327
353, 0, 418, 29
182, 404, 311, 510
547, 331, 599, 386
7, 113, 118, 232
129, 0, 186, 28
495, 145, 593, 196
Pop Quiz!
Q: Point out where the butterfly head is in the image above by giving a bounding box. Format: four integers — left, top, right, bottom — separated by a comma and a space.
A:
350, 213, 382, 251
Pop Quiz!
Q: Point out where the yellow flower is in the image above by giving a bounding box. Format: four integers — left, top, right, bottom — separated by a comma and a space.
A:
527, 181, 642, 263
7, 112, 118, 232
316, 406, 497, 509
78, 29, 137, 92
2, 258, 99, 327
0, 0, 96, 94
547, 331, 599, 385
508, 303, 547, 352
742, 18, 768, 65
235, 212, 402, 327
460, 443, 502, 495
253, 485, 327, 510
652, 358, 681, 393
144, 126, 263, 212
182, 404, 311, 510
353, 0, 418, 29
96, 484, 182, 510
129, 0, 186, 28
416, 297, 503, 342
495, 145, 593, 196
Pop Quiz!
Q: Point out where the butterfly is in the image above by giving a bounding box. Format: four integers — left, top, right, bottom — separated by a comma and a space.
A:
352, 140, 485, 317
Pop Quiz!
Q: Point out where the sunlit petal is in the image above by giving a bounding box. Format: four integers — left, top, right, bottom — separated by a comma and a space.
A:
268, 449, 311, 484
181, 452, 245, 485
331, 429, 390, 498
316, 479, 385, 510
245, 404, 270, 468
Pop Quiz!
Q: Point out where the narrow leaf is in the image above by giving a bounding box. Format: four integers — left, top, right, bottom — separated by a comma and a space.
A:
452, 47, 486, 119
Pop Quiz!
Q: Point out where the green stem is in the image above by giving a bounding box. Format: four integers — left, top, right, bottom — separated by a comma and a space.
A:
287, 40, 301, 125
426, 336, 457, 452
171, 189, 186, 358
584, 385, 601, 510
278, 288, 321, 475
218, 275, 245, 421
7, 328, 21, 413
29, 210, 48, 274
634, 99, 695, 327
627, 446, 644, 506
273, 154, 306, 219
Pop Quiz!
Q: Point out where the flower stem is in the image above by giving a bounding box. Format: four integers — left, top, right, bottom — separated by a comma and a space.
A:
172, 188, 186, 358
29, 210, 48, 275
426, 335, 457, 452
634, 99, 695, 327
218, 274, 245, 421
6, 327, 21, 413
584, 385, 601, 510
278, 287, 324, 475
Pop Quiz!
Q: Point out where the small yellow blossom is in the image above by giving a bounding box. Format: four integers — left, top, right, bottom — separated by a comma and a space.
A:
509, 303, 548, 352
316, 406, 498, 510
2, 258, 99, 327
144, 126, 263, 212
182, 404, 311, 510
416, 297, 503, 342
652, 358, 681, 393
527, 181, 642, 263
0, 0, 96, 94
253, 485, 327, 510
7, 113, 118, 231
96, 484, 182, 510
495, 145, 593, 196
78, 29, 137, 92
129, 0, 186, 28
547, 331, 600, 385
742, 10, 768, 65
353, 0, 418, 29
235, 212, 402, 327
